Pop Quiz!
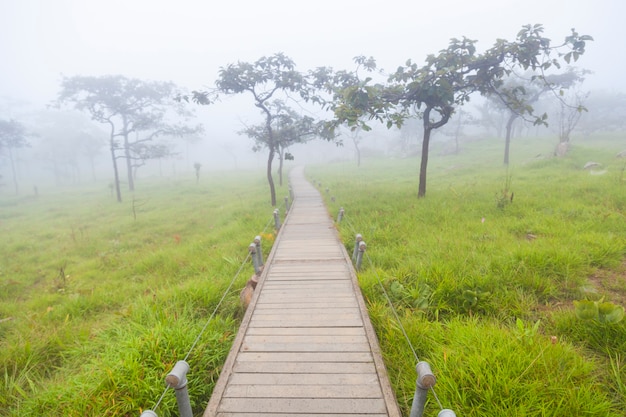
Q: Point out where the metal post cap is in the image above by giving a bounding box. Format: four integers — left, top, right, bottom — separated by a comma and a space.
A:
438, 410, 457, 417
248, 243, 256, 253
166, 360, 190, 389
140, 410, 158, 417
254, 235, 261, 244
416, 361, 436, 389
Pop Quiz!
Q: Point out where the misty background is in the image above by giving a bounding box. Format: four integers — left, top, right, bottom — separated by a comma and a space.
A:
1, 0, 623, 191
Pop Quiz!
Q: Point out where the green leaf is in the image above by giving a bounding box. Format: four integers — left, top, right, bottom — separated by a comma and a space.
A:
564, 52, 572, 64
598, 302, 625, 324
574, 300, 598, 320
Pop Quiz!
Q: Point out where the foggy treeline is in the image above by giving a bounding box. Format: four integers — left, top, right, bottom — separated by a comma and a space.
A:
1, 55, 625, 198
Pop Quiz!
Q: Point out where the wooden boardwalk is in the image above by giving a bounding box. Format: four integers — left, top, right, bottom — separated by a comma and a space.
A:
203, 166, 401, 417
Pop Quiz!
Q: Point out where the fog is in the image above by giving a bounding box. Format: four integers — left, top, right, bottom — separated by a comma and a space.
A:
0, 0, 624, 190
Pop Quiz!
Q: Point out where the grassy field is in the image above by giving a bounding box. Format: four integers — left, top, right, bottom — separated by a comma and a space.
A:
1, 132, 625, 416
0, 170, 279, 416
307, 133, 626, 416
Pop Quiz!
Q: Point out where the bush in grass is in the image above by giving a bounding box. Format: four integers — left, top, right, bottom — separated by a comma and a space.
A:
369, 312, 621, 416
14, 297, 238, 416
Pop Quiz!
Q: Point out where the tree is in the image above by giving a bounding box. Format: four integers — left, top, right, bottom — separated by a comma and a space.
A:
210, 53, 324, 206
309, 55, 382, 166
0, 119, 31, 194
476, 98, 507, 138
551, 69, 590, 156
489, 68, 586, 164
57, 75, 202, 202
489, 76, 548, 165
349, 127, 363, 167
241, 100, 328, 188
323, 25, 592, 197
193, 162, 201, 184
30, 110, 106, 184
577, 91, 626, 135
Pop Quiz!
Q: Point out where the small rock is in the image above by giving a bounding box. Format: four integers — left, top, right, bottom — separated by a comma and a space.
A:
583, 161, 601, 170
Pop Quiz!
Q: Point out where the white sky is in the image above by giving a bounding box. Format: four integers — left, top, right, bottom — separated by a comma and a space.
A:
0, 0, 622, 107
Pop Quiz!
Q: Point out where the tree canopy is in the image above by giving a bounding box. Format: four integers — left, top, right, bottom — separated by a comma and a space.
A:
57, 75, 202, 201
316, 24, 592, 197
0, 118, 31, 194
206, 53, 332, 206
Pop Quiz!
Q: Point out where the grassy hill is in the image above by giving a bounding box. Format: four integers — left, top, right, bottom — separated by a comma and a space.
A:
306, 133, 626, 416
1, 132, 625, 416
0, 170, 278, 416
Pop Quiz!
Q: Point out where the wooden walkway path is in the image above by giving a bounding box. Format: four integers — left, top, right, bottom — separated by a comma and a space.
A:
203, 166, 401, 417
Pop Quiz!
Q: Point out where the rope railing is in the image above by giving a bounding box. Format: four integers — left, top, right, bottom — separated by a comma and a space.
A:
323, 183, 457, 417
140, 213, 278, 417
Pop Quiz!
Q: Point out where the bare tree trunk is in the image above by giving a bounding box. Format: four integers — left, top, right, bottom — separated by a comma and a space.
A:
278, 146, 284, 186
454, 117, 462, 154
8, 147, 18, 195
124, 133, 134, 192
267, 147, 276, 206
418, 127, 431, 198
418, 106, 451, 198
503, 113, 518, 165
555, 142, 570, 157
352, 135, 361, 167
110, 140, 122, 202
89, 155, 97, 182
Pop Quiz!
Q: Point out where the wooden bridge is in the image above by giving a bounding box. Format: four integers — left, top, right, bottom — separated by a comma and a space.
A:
203, 166, 401, 417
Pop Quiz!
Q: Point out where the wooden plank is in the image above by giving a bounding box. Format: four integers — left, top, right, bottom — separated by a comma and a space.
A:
255, 302, 356, 309
236, 351, 373, 363
257, 284, 352, 291
233, 361, 375, 374
256, 297, 356, 304
255, 301, 356, 309
223, 384, 382, 399
240, 342, 370, 352
249, 313, 360, 321
218, 398, 387, 414
262, 280, 351, 286
242, 334, 368, 345
258, 292, 355, 298
249, 319, 364, 328
245, 327, 364, 336
253, 308, 360, 316
258, 292, 355, 299
218, 413, 388, 417
249, 318, 363, 328
228, 372, 381, 385
269, 264, 348, 271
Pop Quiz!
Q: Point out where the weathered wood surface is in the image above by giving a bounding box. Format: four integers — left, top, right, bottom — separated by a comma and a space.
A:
203, 166, 401, 417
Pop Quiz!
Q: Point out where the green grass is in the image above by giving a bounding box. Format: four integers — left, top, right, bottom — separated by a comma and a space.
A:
2, 132, 626, 416
307, 132, 626, 416
0, 170, 280, 416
